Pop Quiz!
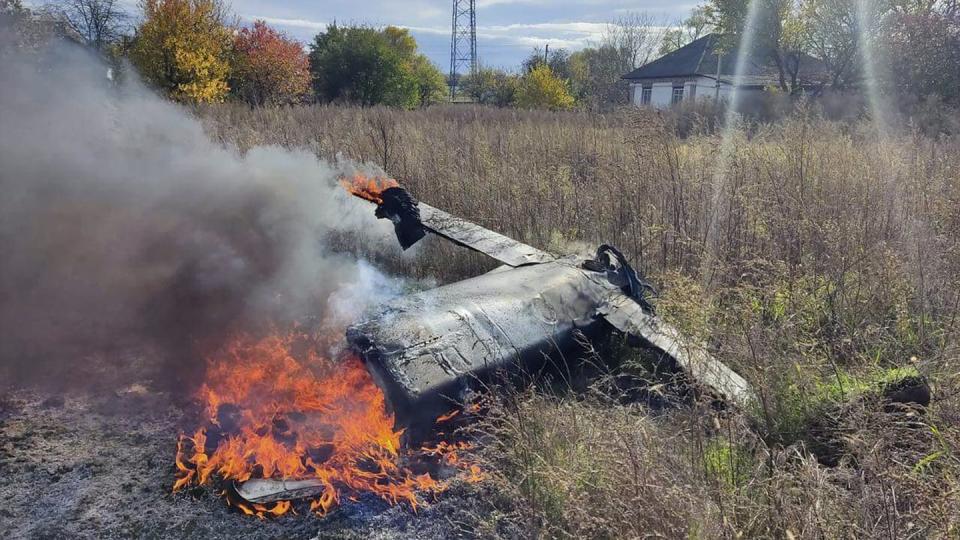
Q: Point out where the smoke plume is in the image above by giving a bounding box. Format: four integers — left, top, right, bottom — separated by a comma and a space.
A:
0, 43, 402, 390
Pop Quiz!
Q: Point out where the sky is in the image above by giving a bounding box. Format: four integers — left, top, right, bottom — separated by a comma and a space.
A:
227, 0, 697, 71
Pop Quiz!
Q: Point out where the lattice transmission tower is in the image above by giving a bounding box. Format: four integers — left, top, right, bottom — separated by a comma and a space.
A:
449, 0, 477, 99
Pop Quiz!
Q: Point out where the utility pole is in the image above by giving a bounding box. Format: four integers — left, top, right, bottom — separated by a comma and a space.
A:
715, 53, 722, 102
449, 0, 477, 100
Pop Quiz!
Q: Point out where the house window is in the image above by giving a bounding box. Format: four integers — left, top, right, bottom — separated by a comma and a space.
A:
672, 85, 684, 104
641, 85, 652, 105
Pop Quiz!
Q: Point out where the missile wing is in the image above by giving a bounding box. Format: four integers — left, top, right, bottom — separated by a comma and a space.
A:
418, 202, 555, 267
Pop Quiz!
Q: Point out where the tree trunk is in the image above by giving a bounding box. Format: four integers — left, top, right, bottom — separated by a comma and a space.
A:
771, 49, 789, 93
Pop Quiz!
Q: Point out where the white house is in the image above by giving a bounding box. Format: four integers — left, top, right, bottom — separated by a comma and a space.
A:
622, 34, 829, 109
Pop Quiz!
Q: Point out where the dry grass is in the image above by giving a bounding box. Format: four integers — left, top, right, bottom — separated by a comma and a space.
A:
193, 102, 960, 538
473, 381, 960, 539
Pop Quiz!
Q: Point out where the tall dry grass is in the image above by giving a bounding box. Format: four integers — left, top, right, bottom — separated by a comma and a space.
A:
193, 102, 960, 538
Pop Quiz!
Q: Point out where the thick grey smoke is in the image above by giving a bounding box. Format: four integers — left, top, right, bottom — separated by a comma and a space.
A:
0, 43, 403, 390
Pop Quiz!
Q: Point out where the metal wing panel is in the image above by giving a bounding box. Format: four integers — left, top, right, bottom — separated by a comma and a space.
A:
597, 293, 757, 410
418, 203, 555, 267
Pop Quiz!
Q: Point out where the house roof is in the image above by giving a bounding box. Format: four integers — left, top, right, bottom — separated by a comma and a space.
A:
622, 34, 828, 87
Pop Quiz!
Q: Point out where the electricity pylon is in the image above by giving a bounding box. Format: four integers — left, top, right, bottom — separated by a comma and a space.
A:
449, 0, 477, 100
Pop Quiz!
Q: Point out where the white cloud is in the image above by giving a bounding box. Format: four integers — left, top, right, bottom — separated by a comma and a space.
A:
482, 22, 609, 34
243, 15, 328, 31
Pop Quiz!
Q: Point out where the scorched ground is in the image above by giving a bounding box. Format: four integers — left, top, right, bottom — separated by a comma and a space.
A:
0, 343, 501, 539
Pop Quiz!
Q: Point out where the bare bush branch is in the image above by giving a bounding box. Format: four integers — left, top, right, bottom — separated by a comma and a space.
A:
47, 0, 127, 50
602, 11, 670, 69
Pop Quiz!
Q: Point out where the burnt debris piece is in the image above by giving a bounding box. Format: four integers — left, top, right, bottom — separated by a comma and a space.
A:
235, 478, 326, 504
346, 180, 757, 426
377, 187, 426, 250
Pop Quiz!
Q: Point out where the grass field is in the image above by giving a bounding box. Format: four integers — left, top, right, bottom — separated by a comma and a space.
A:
195, 102, 960, 538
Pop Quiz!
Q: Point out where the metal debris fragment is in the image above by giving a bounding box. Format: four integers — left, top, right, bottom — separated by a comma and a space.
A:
234, 478, 326, 504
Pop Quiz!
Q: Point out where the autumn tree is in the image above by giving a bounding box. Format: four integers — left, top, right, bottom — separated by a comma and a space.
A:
308, 24, 445, 108
705, 0, 812, 93
802, 0, 959, 101
515, 64, 575, 110
1, 0, 44, 53
231, 20, 310, 106
130, 0, 233, 103
884, 0, 960, 103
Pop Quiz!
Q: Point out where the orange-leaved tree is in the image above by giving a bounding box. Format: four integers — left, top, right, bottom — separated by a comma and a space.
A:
130, 0, 233, 103
231, 20, 311, 106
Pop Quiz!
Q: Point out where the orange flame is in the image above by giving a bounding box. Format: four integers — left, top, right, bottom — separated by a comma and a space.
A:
173, 330, 480, 517
340, 174, 399, 204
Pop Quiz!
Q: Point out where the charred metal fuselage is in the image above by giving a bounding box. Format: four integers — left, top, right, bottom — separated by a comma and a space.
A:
348, 257, 618, 422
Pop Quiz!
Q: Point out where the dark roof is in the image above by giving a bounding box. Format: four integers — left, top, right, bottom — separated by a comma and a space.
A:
622, 34, 828, 87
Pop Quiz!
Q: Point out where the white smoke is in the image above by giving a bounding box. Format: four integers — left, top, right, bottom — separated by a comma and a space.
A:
0, 42, 404, 388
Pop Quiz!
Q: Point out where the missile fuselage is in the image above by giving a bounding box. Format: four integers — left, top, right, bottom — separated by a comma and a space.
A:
347, 257, 614, 423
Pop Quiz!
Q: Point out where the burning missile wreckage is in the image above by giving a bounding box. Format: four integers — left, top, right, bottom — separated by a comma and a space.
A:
168, 175, 757, 513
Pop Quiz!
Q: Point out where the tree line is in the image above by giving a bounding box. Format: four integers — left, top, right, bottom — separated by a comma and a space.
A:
4, 0, 958, 109
128, 0, 449, 106
460, 13, 668, 111
461, 0, 960, 109
2, 0, 448, 107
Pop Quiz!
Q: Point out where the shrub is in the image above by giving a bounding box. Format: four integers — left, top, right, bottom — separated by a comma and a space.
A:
308, 24, 445, 109
515, 65, 575, 111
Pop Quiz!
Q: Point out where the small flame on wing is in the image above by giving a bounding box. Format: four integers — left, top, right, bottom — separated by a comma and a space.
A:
340, 174, 399, 204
